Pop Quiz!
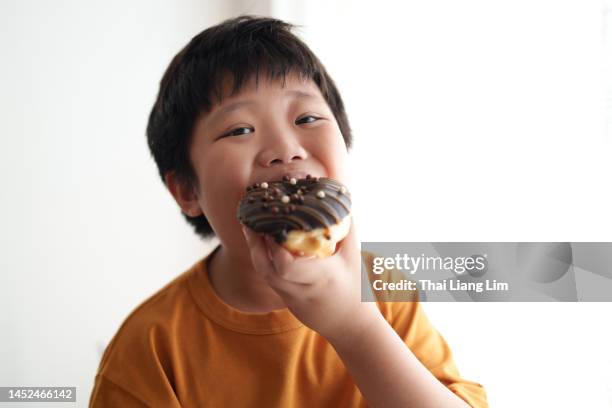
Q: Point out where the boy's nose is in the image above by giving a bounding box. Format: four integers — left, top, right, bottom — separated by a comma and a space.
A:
258, 136, 308, 166
267, 151, 305, 165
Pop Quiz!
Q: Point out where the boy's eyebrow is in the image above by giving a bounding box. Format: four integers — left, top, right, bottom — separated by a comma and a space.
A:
211, 100, 256, 121
285, 90, 318, 100
208, 90, 318, 122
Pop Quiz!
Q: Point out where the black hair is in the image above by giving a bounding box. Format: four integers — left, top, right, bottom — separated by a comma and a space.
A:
146, 15, 352, 240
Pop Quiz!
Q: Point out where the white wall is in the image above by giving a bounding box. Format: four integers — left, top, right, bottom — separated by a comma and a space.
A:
1, 0, 611, 407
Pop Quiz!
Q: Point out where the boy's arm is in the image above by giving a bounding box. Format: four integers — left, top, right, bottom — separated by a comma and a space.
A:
243, 227, 487, 407
327, 302, 486, 408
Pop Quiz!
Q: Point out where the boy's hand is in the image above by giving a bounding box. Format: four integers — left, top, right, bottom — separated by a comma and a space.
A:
242, 218, 380, 340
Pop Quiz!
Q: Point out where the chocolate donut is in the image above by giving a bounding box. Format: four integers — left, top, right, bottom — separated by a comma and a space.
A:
237, 175, 352, 257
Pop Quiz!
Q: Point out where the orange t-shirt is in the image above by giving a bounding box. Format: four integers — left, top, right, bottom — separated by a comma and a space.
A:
89, 247, 488, 407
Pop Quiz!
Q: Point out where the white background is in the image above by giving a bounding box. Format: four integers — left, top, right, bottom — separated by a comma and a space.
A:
1, 0, 611, 406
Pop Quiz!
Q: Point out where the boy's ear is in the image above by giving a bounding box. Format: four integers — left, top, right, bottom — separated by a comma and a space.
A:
164, 171, 203, 218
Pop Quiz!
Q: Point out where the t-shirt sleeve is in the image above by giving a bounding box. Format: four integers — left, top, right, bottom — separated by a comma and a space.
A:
385, 300, 489, 408
88, 318, 184, 407
89, 375, 150, 407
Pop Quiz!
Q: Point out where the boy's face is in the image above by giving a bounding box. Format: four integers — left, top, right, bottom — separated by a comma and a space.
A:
183, 71, 350, 253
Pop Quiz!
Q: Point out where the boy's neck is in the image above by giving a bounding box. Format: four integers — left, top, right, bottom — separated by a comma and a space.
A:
207, 244, 288, 313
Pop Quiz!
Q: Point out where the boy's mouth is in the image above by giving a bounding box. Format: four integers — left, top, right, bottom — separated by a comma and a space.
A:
250, 170, 321, 187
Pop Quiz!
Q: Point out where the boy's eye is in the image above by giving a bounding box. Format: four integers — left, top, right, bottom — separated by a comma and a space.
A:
296, 115, 320, 125
223, 126, 254, 137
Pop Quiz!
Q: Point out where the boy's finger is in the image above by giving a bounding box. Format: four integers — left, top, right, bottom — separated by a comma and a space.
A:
264, 270, 310, 297
264, 236, 326, 283
242, 227, 275, 278
243, 228, 315, 293
264, 235, 296, 273
336, 217, 360, 262
245, 236, 311, 292
265, 235, 330, 285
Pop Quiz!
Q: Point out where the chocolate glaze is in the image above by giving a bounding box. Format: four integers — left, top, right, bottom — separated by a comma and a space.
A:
236, 176, 352, 244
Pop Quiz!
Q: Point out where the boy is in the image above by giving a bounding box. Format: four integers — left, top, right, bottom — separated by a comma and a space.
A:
90, 15, 488, 407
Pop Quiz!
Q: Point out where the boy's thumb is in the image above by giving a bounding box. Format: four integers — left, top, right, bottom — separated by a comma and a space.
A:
241, 226, 251, 241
